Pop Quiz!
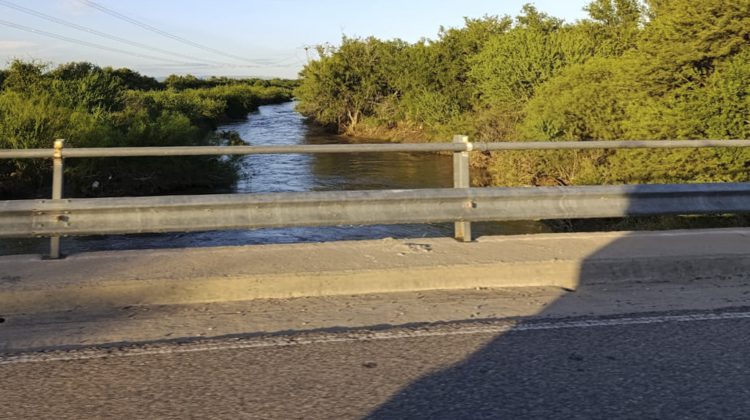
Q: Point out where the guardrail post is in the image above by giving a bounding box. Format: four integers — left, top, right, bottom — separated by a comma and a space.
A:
49, 139, 64, 260
453, 135, 472, 242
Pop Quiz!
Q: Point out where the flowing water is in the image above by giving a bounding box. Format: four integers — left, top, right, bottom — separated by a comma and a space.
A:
1, 102, 547, 256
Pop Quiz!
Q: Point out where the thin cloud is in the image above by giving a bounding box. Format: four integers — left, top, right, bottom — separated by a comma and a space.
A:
0, 40, 36, 50
58, 0, 87, 15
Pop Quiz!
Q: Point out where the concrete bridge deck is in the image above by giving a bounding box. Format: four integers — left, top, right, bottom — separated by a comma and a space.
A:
4, 228, 750, 418
2, 228, 749, 315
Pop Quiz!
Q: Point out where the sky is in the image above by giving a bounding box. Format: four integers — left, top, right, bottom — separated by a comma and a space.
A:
0, 0, 592, 79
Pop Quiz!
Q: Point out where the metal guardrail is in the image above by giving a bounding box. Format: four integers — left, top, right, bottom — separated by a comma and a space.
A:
2, 136, 750, 259
3, 183, 750, 238
3, 140, 750, 159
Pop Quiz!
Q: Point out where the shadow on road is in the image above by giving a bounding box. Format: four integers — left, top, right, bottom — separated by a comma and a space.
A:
366, 227, 750, 418
3, 184, 750, 418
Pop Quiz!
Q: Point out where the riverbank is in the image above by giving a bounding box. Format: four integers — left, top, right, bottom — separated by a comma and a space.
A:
294, 5, 750, 189
343, 120, 433, 143
0, 60, 296, 199
4, 101, 497, 256
311, 119, 750, 234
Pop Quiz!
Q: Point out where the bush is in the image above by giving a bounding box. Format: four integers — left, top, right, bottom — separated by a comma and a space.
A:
295, 1, 749, 188
0, 60, 296, 198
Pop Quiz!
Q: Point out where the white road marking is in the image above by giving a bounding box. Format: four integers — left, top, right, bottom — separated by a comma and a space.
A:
3, 311, 750, 365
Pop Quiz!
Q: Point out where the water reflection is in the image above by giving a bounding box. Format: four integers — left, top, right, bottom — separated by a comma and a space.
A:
0, 102, 547, 256
229, 102, 454, 193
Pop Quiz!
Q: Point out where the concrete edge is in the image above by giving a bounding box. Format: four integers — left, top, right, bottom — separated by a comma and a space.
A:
3, 254, 750, 315
4, 227, 749, 263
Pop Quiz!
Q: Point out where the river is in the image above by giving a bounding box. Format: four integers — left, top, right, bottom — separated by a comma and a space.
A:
0, 102, 547, 256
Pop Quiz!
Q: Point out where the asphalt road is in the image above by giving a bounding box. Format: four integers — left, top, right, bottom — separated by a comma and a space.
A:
3, 310, 750, 419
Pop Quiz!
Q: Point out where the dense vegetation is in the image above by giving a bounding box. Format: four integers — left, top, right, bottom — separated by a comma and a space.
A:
296, 0, 750, 187
0, 61, 295, 198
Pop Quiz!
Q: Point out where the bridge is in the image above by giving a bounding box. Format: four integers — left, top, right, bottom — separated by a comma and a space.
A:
3, 137, 750, 418
1, 136, 750, 313
2, 137, 750, 258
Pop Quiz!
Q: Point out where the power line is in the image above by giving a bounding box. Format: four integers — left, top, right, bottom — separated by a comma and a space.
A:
0, 1, 307, 73
0, 0, 234, 67
78, 0, 260, 65
249, 49, 308, 67
0, 19, 208, 67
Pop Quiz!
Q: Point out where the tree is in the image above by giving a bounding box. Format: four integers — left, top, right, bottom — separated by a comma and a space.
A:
423, 16, 512, 112
406, 16, 512, 134
521, 57, 631, 141
586, 0, 644, 26
637, 0, 750, 92
622, 0, 750, 139
104, 67, 163, 91
2, 60, 46, 94
164, 74, 206, 90
699, 49, 750, 139
296, 37, 404, 133
46, 62, 124, 112
469, 6, 601, 139
580, 0, 644, 56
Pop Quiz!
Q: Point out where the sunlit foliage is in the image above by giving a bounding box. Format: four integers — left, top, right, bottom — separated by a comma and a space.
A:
296, 0, 750, 186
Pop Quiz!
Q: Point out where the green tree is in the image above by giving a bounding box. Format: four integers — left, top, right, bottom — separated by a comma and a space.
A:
697, 49, 750, 140
582, 0, 644, 55
2, 60, 46, 94
48, 62, 124, 112
470, 9, 567, 110
521, 57, 632, 141
164, 74, 207, 90
104, 67, 163, 91
623, 0, 750, 139
638, 0, 750, 92
296, 37, 404, 133
397, 16, 511, 136
469, 6, 600, 139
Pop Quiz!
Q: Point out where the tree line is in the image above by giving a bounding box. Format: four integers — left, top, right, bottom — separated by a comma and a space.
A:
296, 0, 750, 187
0, 61, 296, 198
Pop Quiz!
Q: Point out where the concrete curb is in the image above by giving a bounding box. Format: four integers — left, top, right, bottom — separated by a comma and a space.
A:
2, 229, 750, 314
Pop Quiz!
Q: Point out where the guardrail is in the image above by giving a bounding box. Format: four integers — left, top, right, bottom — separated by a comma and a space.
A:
2, 136, 750, 259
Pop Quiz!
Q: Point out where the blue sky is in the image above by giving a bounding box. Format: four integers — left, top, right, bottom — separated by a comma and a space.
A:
0, 0, 592, 78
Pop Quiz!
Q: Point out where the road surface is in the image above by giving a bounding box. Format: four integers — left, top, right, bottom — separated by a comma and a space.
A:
3, 308, 750, 419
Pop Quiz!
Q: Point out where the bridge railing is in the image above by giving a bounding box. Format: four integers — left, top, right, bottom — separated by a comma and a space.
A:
2, 136, 750, 259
